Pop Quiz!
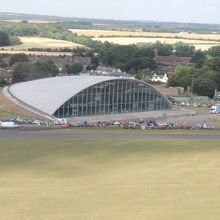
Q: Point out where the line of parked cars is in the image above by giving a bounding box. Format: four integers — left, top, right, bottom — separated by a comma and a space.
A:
59, 120, 213, 130
0, 116, 213, 130
0, 117, 50, 128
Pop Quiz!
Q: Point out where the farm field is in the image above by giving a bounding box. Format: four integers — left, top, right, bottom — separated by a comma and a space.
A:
70, 29, 220, 40
71, 29, 220, 50
1, 138, 220, 220
0, 50, 74, 56
92, 37, 220, 50
0, 36, 85, 55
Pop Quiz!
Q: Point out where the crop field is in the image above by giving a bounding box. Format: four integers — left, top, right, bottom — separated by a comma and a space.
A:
71, 29, 220, 50
0, 50, 74, 56
0, 37, 85, 55
1, 138, 220, 220
70, 29, 220, 40
92, 37, 220, 50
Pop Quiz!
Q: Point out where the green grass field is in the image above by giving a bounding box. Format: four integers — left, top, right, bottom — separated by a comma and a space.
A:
182, 105, 210, 113
211, 118, 220, 124
0, 109, 29, 119
1, 139, 220, 219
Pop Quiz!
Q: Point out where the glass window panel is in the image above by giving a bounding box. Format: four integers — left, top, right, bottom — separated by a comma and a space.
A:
53, 79, 171, 118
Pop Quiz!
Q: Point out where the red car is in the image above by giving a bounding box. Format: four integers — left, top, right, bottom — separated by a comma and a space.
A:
60, 124, 71, 128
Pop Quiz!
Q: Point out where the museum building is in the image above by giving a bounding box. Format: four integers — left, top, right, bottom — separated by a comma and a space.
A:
4, 76, 172, 119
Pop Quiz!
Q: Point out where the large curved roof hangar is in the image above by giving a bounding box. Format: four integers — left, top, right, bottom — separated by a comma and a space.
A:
6, 75, 172, 118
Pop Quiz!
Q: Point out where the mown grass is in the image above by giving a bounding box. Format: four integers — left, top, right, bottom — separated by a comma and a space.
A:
1, 139, 220, 219
31, 126, 220, 134
0, 109, 28, 119
211, 118, 220, 124
182, 105, 210, 113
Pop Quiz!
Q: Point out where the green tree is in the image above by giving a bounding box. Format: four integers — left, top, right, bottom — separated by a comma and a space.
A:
174, 42, 195, 57
0, 60, 7, 68
152, 41, 173, 56
31, 61, 59, 79
10, 53, 29, 66
12, 61, 59, 83
207, 46, 220, 57
9, 36, 22, 46
135, 68, 154, 81
193, 79, 217, 97
12, 63, 32, 83
86, 56, 99, 70
168, 66, 196, 89
63, 63, 84, 74
98, 44, 158, 74
205, 57, 220, 72
191, 49, 206, 68
0, 31, 10, 46
0, 78, 8, 86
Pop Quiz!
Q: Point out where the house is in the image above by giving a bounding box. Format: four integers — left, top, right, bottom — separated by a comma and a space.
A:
27, 55, 91, 70
155, 55, 192, 76
151, 73, 168, 83
72, 56, 91, 64
80, 66, 134, 78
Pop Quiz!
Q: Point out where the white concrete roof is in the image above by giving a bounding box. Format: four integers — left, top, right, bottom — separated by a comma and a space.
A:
8, 76, 126, 115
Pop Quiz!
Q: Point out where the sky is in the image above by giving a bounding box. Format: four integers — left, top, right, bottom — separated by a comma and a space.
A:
1, 0, 220, 24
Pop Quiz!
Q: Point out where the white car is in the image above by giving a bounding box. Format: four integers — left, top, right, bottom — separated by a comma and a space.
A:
32, 120, 41, 125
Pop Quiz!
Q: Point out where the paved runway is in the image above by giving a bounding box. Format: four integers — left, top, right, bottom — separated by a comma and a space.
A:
0, 127, 220, 139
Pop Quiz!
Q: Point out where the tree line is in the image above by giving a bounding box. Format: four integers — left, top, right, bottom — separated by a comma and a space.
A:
0, 30, 21, 46
0, 22, 98, 47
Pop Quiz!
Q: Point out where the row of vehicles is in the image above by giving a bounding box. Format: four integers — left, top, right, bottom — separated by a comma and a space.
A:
0, 105, 219, 128
0, 117, 49, 128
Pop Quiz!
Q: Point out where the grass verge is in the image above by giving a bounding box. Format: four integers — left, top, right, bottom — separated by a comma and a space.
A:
1, 139, 220, 219
29, 126, 220, 134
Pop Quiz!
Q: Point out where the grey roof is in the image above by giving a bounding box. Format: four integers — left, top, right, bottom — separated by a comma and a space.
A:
8, 76, 124, 115
8, 75, 170, 117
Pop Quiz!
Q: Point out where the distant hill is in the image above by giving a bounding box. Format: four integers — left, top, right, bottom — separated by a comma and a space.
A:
0, 12, 72, 20
1, 12, 220, 33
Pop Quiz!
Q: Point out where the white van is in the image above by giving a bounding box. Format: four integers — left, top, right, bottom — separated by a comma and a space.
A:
0, 122, 18, 128
210, 105, 220, 114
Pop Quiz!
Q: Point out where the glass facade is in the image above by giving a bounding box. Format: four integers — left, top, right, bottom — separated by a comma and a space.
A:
53, 79, 171, 118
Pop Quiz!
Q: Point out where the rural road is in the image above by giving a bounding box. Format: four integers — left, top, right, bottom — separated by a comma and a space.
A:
0, 127, 220, 139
